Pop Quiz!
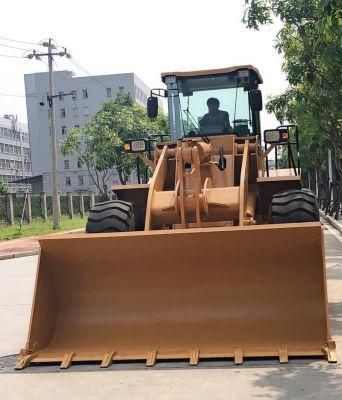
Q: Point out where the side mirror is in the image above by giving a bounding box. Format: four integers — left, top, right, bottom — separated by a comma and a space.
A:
147, 96, 158, 119
249, 89, 263, 112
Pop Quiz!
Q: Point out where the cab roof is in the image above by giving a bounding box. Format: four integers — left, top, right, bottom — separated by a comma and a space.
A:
161, 65, 263, 84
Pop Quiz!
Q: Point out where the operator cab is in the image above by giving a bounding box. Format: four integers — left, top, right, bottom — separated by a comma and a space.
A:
148, 65, 263, 141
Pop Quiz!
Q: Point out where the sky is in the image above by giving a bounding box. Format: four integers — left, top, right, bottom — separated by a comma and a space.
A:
0, 0, 287, 129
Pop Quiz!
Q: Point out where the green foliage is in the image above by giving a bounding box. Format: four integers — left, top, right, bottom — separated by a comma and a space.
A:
0, 178, 7, 195
244, 0, 342, 179
61, 92, 168, 199
0, 216, 87, 240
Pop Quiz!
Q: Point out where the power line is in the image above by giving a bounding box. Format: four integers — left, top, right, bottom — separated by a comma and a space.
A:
68, 58, 108, 89
55, 58, 107, 104
0, 54, 25, 59
0, 93, 38, 98
0, 42, 30, 51
0, 36, 41, 46
51, 59, 82, 110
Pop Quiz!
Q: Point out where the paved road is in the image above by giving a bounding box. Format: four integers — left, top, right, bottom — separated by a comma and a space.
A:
0, 222, 341, 400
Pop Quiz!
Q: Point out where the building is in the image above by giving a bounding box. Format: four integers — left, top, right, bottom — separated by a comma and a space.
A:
0, 115, 32, 186
24, 71, 152, 194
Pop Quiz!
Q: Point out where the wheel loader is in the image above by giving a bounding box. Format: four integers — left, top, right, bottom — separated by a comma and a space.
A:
16, 65, 336, 370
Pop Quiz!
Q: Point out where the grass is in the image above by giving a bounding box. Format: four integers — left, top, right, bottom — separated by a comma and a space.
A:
0, 215, 87, 241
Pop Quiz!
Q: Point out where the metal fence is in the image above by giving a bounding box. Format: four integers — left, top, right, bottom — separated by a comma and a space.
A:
0, 192, 98, 226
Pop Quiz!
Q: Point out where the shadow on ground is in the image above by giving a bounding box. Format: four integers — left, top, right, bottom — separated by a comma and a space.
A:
251, 363, 341, 400
329, 301, 342, 336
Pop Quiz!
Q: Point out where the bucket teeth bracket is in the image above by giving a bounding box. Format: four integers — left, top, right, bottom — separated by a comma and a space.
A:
15, 353, 36, 370
190, 348, 200, 366
278, 346, 288, 363
146, 350, 158, 367
322, 341, 337, 363
234, 347, 243, 365
100, 350, 117, 368
60, 352, 75, 369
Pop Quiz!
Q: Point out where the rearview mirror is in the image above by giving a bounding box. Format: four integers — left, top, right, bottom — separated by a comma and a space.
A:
147, 96, 158, 119
249, 89, 263, 112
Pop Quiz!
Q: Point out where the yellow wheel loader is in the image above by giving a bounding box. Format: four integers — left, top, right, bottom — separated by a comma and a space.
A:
16, 65, 336, 370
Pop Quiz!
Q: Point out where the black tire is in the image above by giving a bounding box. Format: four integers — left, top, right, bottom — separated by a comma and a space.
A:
86, 200, 135, 233
270, 189, 319, 224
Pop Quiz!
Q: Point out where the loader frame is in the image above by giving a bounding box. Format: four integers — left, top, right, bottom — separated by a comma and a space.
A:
16, 65, 337, 370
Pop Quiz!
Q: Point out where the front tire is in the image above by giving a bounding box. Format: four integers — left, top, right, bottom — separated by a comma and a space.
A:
270, 189, 319, 224
86, 200, 135, 233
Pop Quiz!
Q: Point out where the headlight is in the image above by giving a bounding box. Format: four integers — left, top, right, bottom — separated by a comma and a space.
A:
264, 130, 281, 143
124, 139, 147, 153
264, 128, 289, 144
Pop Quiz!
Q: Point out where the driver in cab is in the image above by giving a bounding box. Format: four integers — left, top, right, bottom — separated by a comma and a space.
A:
199, 97, 233, 133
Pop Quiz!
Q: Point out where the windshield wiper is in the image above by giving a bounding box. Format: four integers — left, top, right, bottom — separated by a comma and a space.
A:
183, 108, 210, 144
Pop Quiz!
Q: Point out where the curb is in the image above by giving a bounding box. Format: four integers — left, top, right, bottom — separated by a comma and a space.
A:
0, 250, 39, 261
320, 210, 342, 235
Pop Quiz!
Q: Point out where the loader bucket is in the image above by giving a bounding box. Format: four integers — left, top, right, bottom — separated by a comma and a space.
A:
16, 222, 336, 369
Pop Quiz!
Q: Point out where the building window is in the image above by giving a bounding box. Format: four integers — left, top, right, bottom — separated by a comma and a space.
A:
60, 108, 66, 118
65, 177, 71, 186
78, 175, 84, 186
59, 91, 64, 101
82, 89, 88, 99
74, 124, 80, 129
64, 160, 70, 169
106, 88, 112, 97
61, 126, 67, 135
71, 90, 77, 99
119, 86, 124, 92
48, 109, 51, 119
73, 107, 79, 117
83, 107, 89, 116
77, 158, 82, 168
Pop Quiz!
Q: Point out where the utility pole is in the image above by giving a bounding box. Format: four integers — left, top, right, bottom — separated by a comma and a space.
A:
27, 39, 71, 229
47, 39, 60, 229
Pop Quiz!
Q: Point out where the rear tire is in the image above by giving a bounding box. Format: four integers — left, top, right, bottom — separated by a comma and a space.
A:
86, 200, 135, 233
270, 189, 319, 223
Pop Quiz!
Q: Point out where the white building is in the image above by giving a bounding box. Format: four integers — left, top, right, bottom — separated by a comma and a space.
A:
0, 115, 31, 186
24, 71, 152, 194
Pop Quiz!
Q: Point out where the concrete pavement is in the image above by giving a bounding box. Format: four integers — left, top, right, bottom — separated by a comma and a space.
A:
0, 228, 84, 260
0, 237, 39, 260
0, 255, 37, 356
0, 222, 341, 400
320, 210, 342, 235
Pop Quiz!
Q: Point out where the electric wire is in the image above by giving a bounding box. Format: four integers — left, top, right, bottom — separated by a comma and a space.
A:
68, 58, 108, 89
0, 42, 31, 51
0, 36, 42, 46
0, 93, 38, 98
0, 54, 26, 58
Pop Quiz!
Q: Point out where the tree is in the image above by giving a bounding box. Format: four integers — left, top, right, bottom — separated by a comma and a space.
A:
0, 178, 7, 195
61, 92, 168, 199
243, 0, 342, 180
